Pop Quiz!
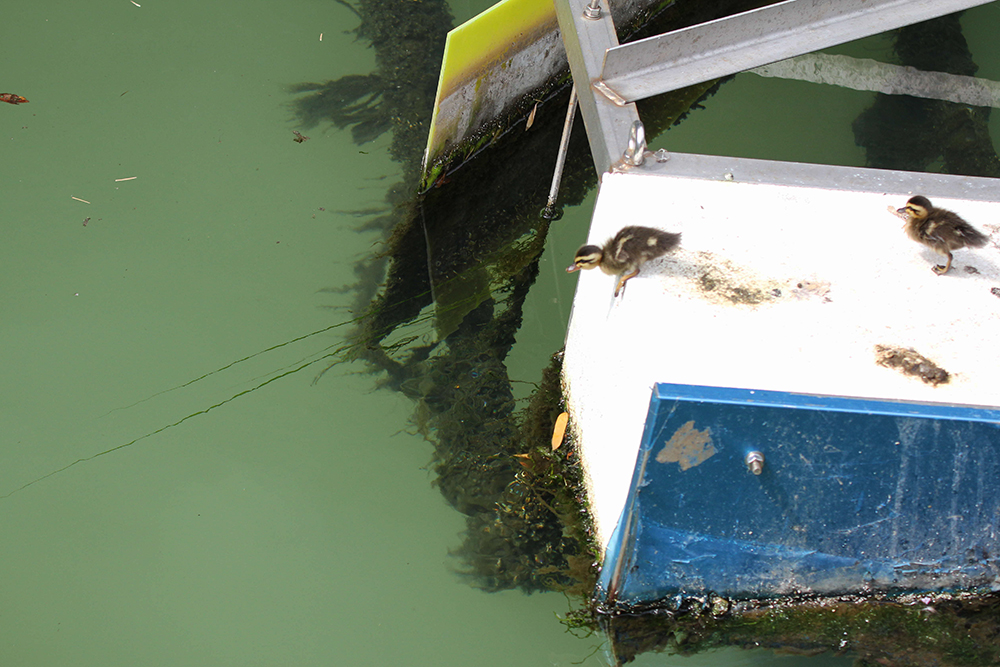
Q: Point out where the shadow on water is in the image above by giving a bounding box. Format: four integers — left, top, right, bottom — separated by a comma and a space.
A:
290, 75, 391, 146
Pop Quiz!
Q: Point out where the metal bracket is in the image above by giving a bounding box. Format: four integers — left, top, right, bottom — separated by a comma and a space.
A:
622, 121, 646, 166
593, 80, 628, 106
599, 0, 994, 104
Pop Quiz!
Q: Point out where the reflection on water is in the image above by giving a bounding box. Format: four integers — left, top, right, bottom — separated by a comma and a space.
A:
853, 13, 1000, 176
3, 0, 1000, 665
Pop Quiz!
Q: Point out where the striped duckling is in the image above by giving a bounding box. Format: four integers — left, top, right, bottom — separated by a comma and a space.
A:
567, 225, 681, 296
895, 195, 989, 275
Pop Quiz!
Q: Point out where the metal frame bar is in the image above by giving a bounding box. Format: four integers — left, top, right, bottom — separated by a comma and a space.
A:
553, 0, 639, 175
634, 151, 1000, 201
601, 0, 995, 104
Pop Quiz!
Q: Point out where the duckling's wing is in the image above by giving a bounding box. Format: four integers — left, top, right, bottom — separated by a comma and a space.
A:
920, 221, 949, 246
652, 231, 682, 253
610, 229, 641, 265
929, 218, 990, 250
953, 222, 990, 248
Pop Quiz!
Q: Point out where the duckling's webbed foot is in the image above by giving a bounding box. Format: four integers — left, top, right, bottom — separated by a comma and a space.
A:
614, 269, 639, 297
614, 277, 627, 297
932, 253, 954, 275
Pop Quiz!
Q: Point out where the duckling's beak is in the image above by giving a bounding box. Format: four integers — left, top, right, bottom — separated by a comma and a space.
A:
896, 206, 909, 216
566, 262, 581, 273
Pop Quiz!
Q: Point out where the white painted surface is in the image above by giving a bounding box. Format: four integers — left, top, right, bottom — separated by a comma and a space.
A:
562, 171, 1000, 555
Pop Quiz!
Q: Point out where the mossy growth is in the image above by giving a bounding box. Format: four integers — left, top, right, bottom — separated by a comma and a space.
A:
585, 591, 1000, 665
455, 350, 602, 594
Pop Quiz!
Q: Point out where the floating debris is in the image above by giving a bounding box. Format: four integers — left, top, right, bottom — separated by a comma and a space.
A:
0, 93, 28, 105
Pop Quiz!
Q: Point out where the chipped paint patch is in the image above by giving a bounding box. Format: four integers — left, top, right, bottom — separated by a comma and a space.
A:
656, 421, 715, 470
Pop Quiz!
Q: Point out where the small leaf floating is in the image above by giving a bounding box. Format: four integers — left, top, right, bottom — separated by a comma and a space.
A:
0, 93, 29, 105
292, 130, 309, 143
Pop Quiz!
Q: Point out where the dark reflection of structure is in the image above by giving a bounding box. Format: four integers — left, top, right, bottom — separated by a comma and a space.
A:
291, 0, 760, 594
345, 53, 628, 596
853, 13, 1000, 177
290, 75, 390, 145
292, 0, 454, 180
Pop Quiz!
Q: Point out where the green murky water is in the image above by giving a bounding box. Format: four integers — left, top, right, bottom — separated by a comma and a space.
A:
2, 1, 997, 665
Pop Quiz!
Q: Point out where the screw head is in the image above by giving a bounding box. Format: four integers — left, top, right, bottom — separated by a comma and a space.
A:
745, 451, 764, 475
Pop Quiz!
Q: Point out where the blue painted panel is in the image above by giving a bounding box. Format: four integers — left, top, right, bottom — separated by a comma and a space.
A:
598, 383, 1000, 606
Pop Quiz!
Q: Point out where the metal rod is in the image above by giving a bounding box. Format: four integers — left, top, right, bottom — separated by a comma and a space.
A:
541, 85, 578, 220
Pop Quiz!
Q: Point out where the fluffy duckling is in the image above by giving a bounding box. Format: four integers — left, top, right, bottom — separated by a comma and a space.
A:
566, 225, 681, 296
895, 195, 989, 275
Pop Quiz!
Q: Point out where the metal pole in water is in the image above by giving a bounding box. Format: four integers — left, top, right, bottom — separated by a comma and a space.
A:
541, 84, 578, 221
